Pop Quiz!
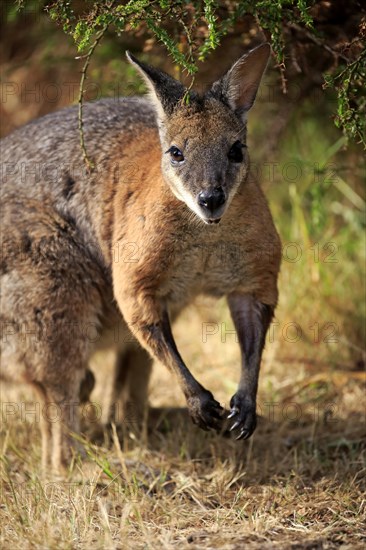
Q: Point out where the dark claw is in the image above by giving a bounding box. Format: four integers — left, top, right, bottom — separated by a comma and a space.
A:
229, 420, 241, 432
187, 390, 224, 432
236, 428, 250, 440
227, 407, 239, 419
208, 411, 223, 426
195, 417, 210, 431
228, 392, 257, 440
211, 410, 223, 420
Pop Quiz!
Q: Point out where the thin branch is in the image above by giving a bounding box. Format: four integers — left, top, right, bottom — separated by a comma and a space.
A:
332, 48, 366, 83
77, 25, 108, 172
177, 16, 197, 104
287, 22, 350, 63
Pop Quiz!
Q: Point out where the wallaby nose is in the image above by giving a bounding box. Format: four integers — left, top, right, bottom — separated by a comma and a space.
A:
197, 188, 226, 216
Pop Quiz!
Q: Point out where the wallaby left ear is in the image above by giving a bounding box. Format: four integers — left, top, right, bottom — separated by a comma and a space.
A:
210, 43, 271, 118
126, 51, 186, 120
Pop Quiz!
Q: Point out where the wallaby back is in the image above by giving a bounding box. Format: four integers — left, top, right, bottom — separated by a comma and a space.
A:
0, 44, 281, 471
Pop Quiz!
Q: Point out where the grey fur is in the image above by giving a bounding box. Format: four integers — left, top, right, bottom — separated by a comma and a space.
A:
0, 44, 281, 472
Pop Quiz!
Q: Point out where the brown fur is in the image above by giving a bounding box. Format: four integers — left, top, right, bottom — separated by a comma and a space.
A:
0, 43, 281, 471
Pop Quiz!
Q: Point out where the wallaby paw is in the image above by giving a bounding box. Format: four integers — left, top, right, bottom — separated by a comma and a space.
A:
227, 392, 257, 440
187, 389, 224, 431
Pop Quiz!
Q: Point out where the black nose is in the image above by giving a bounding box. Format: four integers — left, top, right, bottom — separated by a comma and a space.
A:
197, 187, 226, 215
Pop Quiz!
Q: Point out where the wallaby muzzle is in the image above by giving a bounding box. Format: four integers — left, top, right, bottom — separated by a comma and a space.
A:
197, 186, 226, 222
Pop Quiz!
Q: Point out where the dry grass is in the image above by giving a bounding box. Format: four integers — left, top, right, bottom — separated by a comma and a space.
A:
1, 15, 365, 548
1, 298, 365, 549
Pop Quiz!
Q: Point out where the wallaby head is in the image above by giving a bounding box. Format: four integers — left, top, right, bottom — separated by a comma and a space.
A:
126, 43, 270, 224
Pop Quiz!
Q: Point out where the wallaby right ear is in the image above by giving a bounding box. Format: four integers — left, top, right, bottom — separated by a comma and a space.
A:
126, 52, 186, 120
209, 43, 271, 119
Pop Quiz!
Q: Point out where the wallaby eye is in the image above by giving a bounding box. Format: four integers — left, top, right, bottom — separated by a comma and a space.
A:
167, 146, 184, 164
228, 141, 244, 163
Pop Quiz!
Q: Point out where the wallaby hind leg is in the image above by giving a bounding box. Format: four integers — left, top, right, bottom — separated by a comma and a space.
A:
1, 197, 105, 472
2, 301, 94, 473
79, 369, 95, 404
111, 346, 152, 429
33, 383, 52, 471
33, 373, 85, 473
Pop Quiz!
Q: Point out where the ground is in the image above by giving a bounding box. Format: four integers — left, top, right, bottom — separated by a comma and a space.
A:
1, 10, 365, 546
1, 299, 365, 549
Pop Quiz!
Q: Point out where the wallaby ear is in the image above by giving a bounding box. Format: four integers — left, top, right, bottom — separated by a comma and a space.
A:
126, 51, 186, 119
209, 43, 271, 118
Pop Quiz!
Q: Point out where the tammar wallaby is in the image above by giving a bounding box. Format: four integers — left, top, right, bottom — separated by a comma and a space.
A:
0, 43, 281, 472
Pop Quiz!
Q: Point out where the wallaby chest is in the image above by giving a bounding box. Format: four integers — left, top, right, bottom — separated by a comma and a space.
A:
155, 229, 251, 304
